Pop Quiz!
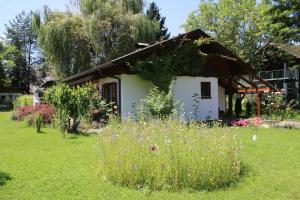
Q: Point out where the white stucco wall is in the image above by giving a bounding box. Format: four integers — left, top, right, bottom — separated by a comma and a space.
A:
173, 76, 219, 120
33, 92, 41, 105
218, 85, 226, 112
100, 75, 221, 120
119, 74, 154, 119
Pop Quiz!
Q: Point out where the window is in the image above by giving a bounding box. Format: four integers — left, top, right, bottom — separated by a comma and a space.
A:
201, 82, 211, 99
102, 82, 117, 104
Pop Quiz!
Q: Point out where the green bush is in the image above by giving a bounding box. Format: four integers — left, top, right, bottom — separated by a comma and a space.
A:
264, 91, 297, 120
44, 83, 111, 136
13, 95, 33, 107
245, 102, 252, 118
35, 114, 43, 133
44, 83, 94, 136
99, 119, 241, 191
234, 97, 242, 117
138, 81, 181, 119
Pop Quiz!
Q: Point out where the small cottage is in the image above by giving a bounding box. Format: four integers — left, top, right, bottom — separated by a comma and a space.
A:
63, 29, 274, 120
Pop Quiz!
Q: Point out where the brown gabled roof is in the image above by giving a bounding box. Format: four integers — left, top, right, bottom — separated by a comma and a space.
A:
271, 43, 300, 59
63, 29, 204, 82
62, 29, 276, 91
63, 29, 256, 83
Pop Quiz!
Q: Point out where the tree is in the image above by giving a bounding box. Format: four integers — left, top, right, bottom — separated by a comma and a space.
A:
44, 83, 94, 136
183, 0, 270, 68
269, 0, 300, 43
235, 97, 242, 117
34, 1, 159, 77
80, 0, 159, 64
44, 83, 110, 137
4, 11, 41, 91
146, 2, 170, 41
0, 41, 19, 87
33, 8, 92, 78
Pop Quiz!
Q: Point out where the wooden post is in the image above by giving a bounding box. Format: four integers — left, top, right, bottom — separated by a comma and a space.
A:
228, 80, 233, 115
257, 92, 262, 117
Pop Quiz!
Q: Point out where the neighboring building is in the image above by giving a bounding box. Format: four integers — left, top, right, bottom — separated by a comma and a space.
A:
63, 29, 274, 120
254, 43, 300, 103
40, 76, 57, 89
29, 76, 58, 106
0, 87, 25, 109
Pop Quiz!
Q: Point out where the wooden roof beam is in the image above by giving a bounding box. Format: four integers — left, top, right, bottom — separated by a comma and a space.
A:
238, 88, 271, 93
231, 78, 249, 89
219, 79, 238, 93
251, 73, 278, 91
239, 76, 258, 89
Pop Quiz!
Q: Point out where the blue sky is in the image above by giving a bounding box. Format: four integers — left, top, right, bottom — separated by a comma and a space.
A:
0, 0, 199, 37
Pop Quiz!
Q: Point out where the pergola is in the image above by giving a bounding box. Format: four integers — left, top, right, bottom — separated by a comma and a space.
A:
218, 79, 276, 117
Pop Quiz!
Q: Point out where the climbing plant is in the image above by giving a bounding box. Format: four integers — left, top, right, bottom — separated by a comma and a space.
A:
131, 37, 234, 91
131, 38, 208, 91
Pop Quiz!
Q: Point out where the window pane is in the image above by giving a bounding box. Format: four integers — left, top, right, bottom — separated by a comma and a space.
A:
201, 82, 211, 99
102, 82, 117, 104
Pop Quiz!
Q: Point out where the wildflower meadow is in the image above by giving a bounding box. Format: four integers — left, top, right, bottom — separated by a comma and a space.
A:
98, 119, 242, 191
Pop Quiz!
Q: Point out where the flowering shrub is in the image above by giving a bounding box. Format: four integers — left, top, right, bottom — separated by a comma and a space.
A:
231, 117, 263, 128
99, 119, 241, 191
90, 93, 113, 123
231, 119, 250, 127
44, 83, 113, 136
264, 90, 296, 120
252, 117, 263, 127
13, 104, 55, 124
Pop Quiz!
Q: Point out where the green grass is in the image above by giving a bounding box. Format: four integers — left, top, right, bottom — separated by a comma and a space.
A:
0, 111, 300, 199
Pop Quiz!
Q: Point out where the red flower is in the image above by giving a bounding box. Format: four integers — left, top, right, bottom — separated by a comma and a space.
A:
14, 104, 55, 124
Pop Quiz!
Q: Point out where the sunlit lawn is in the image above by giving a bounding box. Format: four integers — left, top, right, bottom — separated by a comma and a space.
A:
0, 111, 300, 199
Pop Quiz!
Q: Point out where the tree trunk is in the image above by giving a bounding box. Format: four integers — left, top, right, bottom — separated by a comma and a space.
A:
70, 120, 80, 133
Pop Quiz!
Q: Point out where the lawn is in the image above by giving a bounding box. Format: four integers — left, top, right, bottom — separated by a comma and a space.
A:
0, 111, 300, 199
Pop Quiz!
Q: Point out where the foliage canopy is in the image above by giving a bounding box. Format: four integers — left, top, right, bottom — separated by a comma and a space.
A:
34, 0, 160, 78
182, 0, 272, 69
4, 11, 41, 90
33, 9, 92, 78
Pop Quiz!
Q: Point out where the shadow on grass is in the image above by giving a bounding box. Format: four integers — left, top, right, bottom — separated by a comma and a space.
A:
0, 172, 12, 186
66, 132, 91, 139
37, 130, 47, 134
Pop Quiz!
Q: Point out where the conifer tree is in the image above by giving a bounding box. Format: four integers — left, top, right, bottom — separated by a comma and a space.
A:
5, 11, 41, 91
269, 0, 300, 43
146, 2, 170, 41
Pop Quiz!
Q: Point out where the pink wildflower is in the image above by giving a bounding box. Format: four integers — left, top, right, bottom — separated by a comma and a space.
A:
231, 119, 250, 127
253, 117, 263, 127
